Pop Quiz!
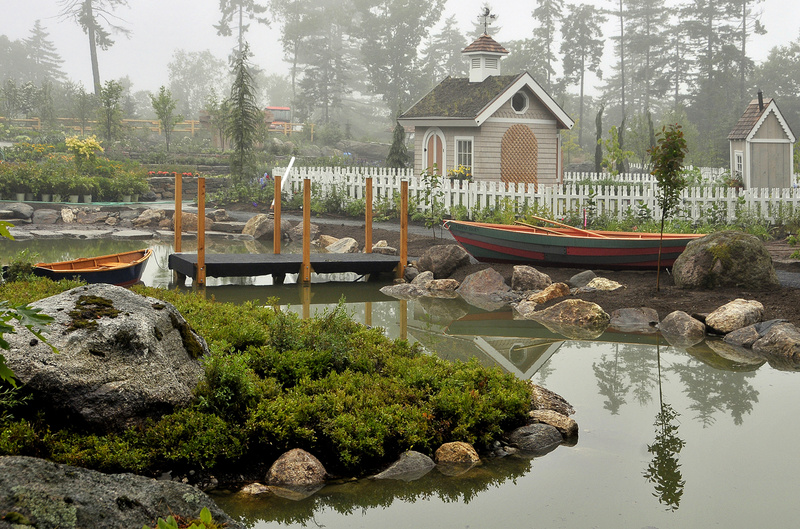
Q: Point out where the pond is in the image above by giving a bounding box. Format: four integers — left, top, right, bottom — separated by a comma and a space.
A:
2, 237, 799, 528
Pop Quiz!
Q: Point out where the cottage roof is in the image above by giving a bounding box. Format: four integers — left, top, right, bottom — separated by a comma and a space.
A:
398, 72, 573, 129
462, 34, 509, 55
728, 97, 795, 142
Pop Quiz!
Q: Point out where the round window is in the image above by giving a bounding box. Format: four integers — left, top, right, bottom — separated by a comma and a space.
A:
511, 92, 528, 113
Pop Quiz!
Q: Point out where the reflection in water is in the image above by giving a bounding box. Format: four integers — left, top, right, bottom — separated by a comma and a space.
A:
3, 235, 800, 527
643, 402, 685, 511
213, 456, 532, 527
643, 342, 685, 511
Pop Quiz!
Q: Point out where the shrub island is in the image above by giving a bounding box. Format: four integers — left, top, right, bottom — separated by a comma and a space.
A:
0, 278, 540, 485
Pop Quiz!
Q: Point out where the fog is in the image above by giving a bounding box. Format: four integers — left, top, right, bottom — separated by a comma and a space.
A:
2, 0, 798, 97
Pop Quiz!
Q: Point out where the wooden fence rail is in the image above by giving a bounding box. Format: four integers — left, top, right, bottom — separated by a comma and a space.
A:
277, 166, 800, 224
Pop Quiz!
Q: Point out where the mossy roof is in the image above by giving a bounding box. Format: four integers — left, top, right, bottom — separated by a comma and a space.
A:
400, 74, 521, 120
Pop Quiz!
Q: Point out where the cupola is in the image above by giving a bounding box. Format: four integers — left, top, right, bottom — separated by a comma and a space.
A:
462, 34, 509, 83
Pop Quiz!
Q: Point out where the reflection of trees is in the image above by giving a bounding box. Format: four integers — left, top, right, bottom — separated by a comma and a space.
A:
643, 341, 685, 511
215, 457, 532, 526
593, 344, 657, 415
668, 362, 759, 427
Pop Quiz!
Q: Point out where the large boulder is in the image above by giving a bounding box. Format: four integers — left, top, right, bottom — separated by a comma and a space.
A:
326, 237, 359, 253
673, 231, 779, 289
457, 268, 510, 296
434, 442, 480, 464
511, 265, 552, 291
4, 284, 207, 432
705, 299, 764, 334
528, 409, 579, 439
417, 245, 471, 278
173, 211, 215, 232
752, 322, 800, 363
659, 310, 705, 347
372, 451, 435, 481
529, 299, 610, 339
266, 449, 327, 487
526, 282, 570, 305
242, 214, 292, 240
0, 456, 242, 529
131, 208, 164, 228
5, 202, 34, 221
507, 424, 563, 456
529, 383, 575, 416
609, 307, 660, 333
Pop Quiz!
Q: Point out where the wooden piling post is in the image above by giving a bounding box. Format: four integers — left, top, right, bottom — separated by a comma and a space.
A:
302, 284, 311, 319
365, 301, 372, 327
398, 180, 408, 279
197, 177, 206, 286
400, 299, 407, 341
174, 173, 182, 252
365, 177, 373, 253
301, 178, 311, 283
273, 173, 282, 255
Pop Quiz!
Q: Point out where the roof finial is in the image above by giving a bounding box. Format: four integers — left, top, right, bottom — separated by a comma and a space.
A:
478, 6, 496, 36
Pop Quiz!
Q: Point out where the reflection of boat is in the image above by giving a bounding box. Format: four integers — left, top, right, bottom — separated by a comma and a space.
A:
444, 219, 705, 269
34, 249, 153, 287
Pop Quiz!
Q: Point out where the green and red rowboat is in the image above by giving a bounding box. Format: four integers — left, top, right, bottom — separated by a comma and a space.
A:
443, 219, 704, 270
33, 248, 153, 287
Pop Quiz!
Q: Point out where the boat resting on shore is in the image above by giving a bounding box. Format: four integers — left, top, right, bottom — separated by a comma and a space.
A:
33, 248, 153, 287
443, 219, 704, 270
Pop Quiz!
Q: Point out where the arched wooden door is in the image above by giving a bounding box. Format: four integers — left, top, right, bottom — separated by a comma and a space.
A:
501, 124, 538, 189
424, 129, 445, 175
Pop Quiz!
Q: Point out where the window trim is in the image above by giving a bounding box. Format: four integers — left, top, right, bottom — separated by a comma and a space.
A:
511, 91, 529, 114
734, 150, 743, 177
454, 135, 474, 175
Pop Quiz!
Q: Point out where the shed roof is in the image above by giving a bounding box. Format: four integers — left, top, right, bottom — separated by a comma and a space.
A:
728, 98, 774, 140
398, 72, 573, 130
400, 74, 519, 120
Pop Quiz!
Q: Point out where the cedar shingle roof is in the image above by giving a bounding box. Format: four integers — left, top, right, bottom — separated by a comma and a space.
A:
400, 74, 520, 119
462, 34, 509, 55
728, 98, 773, 140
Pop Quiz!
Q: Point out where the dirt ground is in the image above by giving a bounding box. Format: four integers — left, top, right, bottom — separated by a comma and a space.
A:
311, 220, 800, 328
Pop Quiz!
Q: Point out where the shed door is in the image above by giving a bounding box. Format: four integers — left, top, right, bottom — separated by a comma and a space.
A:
501, 124, 538, 189
425, 131, 445, 175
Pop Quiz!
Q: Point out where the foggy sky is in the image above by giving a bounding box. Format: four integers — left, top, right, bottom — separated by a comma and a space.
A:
2, 0, 799, 97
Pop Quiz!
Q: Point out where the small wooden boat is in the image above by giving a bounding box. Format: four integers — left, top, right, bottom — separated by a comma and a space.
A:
444, 218, 705, 270
34, 248, 153, 287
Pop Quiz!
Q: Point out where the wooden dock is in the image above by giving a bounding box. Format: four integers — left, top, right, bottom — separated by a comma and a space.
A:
168, 252, 400, 282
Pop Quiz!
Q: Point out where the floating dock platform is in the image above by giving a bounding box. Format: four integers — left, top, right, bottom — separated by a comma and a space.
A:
168, 252, 400, 282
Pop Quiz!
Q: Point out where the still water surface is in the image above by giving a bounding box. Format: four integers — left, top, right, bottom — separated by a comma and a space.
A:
2, 237, 799, 528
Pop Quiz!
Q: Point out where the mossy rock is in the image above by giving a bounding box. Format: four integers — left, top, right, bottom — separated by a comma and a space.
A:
673, 231, 779, 289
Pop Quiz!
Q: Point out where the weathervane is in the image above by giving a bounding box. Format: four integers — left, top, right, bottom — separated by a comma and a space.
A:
478, 7, 496, 35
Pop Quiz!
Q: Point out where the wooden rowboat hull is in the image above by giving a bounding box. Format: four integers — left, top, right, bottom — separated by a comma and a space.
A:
443, 220, 704, 270
34, 248, 153, 287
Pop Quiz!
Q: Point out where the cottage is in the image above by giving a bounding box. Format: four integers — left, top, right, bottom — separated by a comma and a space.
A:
728, 91, 796, 189
398, 34, 573, 189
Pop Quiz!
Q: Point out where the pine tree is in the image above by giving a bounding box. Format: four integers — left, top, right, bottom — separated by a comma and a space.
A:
23, 21, 66, 84
531, 0, 563, 87
386, 122, 408, 168
561, 3, 605, 146
226, 44, 262, 183
150, 86, 183, 153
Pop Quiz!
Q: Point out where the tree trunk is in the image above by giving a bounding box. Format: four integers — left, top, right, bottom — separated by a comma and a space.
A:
88, 23, 101, 96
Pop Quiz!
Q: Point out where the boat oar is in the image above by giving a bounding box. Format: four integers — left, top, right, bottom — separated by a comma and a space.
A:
512, 220, 564, 236
520, 215, 610, 239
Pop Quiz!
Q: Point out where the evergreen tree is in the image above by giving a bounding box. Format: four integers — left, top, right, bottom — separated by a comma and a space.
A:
23, 20, 66, 84
214, 0, 269, 57
150, 86, 183, 153
72, 84, 97, 136
531, 0, 563, 87
561, 3, 605, 146
625, 0, 672, 114
386, 122, 408, 168
97, 79, 124, 141
58, 0, 130, 95
354, 0, 445, 119
419, 15, 468, 88
226, 44, 261, 183
0, 36, 30, 84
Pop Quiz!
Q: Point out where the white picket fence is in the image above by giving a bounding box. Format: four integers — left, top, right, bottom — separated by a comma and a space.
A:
275, 166, 800, 223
